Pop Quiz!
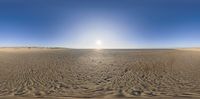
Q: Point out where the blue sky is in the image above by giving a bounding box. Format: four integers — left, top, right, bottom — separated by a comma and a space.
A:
0, 0, 200, 48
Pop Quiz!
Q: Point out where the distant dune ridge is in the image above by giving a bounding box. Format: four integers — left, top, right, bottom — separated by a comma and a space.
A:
0, 48, 200, 99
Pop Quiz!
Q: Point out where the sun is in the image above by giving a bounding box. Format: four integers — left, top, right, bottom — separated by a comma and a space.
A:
95, 40, 102, 49
96, 40, 102, 45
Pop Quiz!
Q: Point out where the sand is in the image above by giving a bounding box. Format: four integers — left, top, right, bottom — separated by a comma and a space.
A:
0, 48, 200, 99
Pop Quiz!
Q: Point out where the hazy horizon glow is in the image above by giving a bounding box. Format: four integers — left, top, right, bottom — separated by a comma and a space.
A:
0, 0, 200, 48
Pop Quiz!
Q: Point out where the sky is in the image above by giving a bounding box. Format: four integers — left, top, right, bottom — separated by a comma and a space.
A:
0, 0, 200, 48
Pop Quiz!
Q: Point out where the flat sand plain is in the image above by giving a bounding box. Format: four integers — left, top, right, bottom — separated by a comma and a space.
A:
0, 48, 200, 99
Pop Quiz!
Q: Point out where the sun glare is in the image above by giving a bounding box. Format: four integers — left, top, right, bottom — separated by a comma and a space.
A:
96, 40, 102, 49
96, 40, 102, 45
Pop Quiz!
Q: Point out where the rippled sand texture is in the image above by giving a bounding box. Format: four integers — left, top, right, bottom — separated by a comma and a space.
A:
0, 48, 200, 99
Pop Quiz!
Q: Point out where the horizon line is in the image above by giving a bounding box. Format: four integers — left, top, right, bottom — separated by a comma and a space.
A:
0, 46, 200, 50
